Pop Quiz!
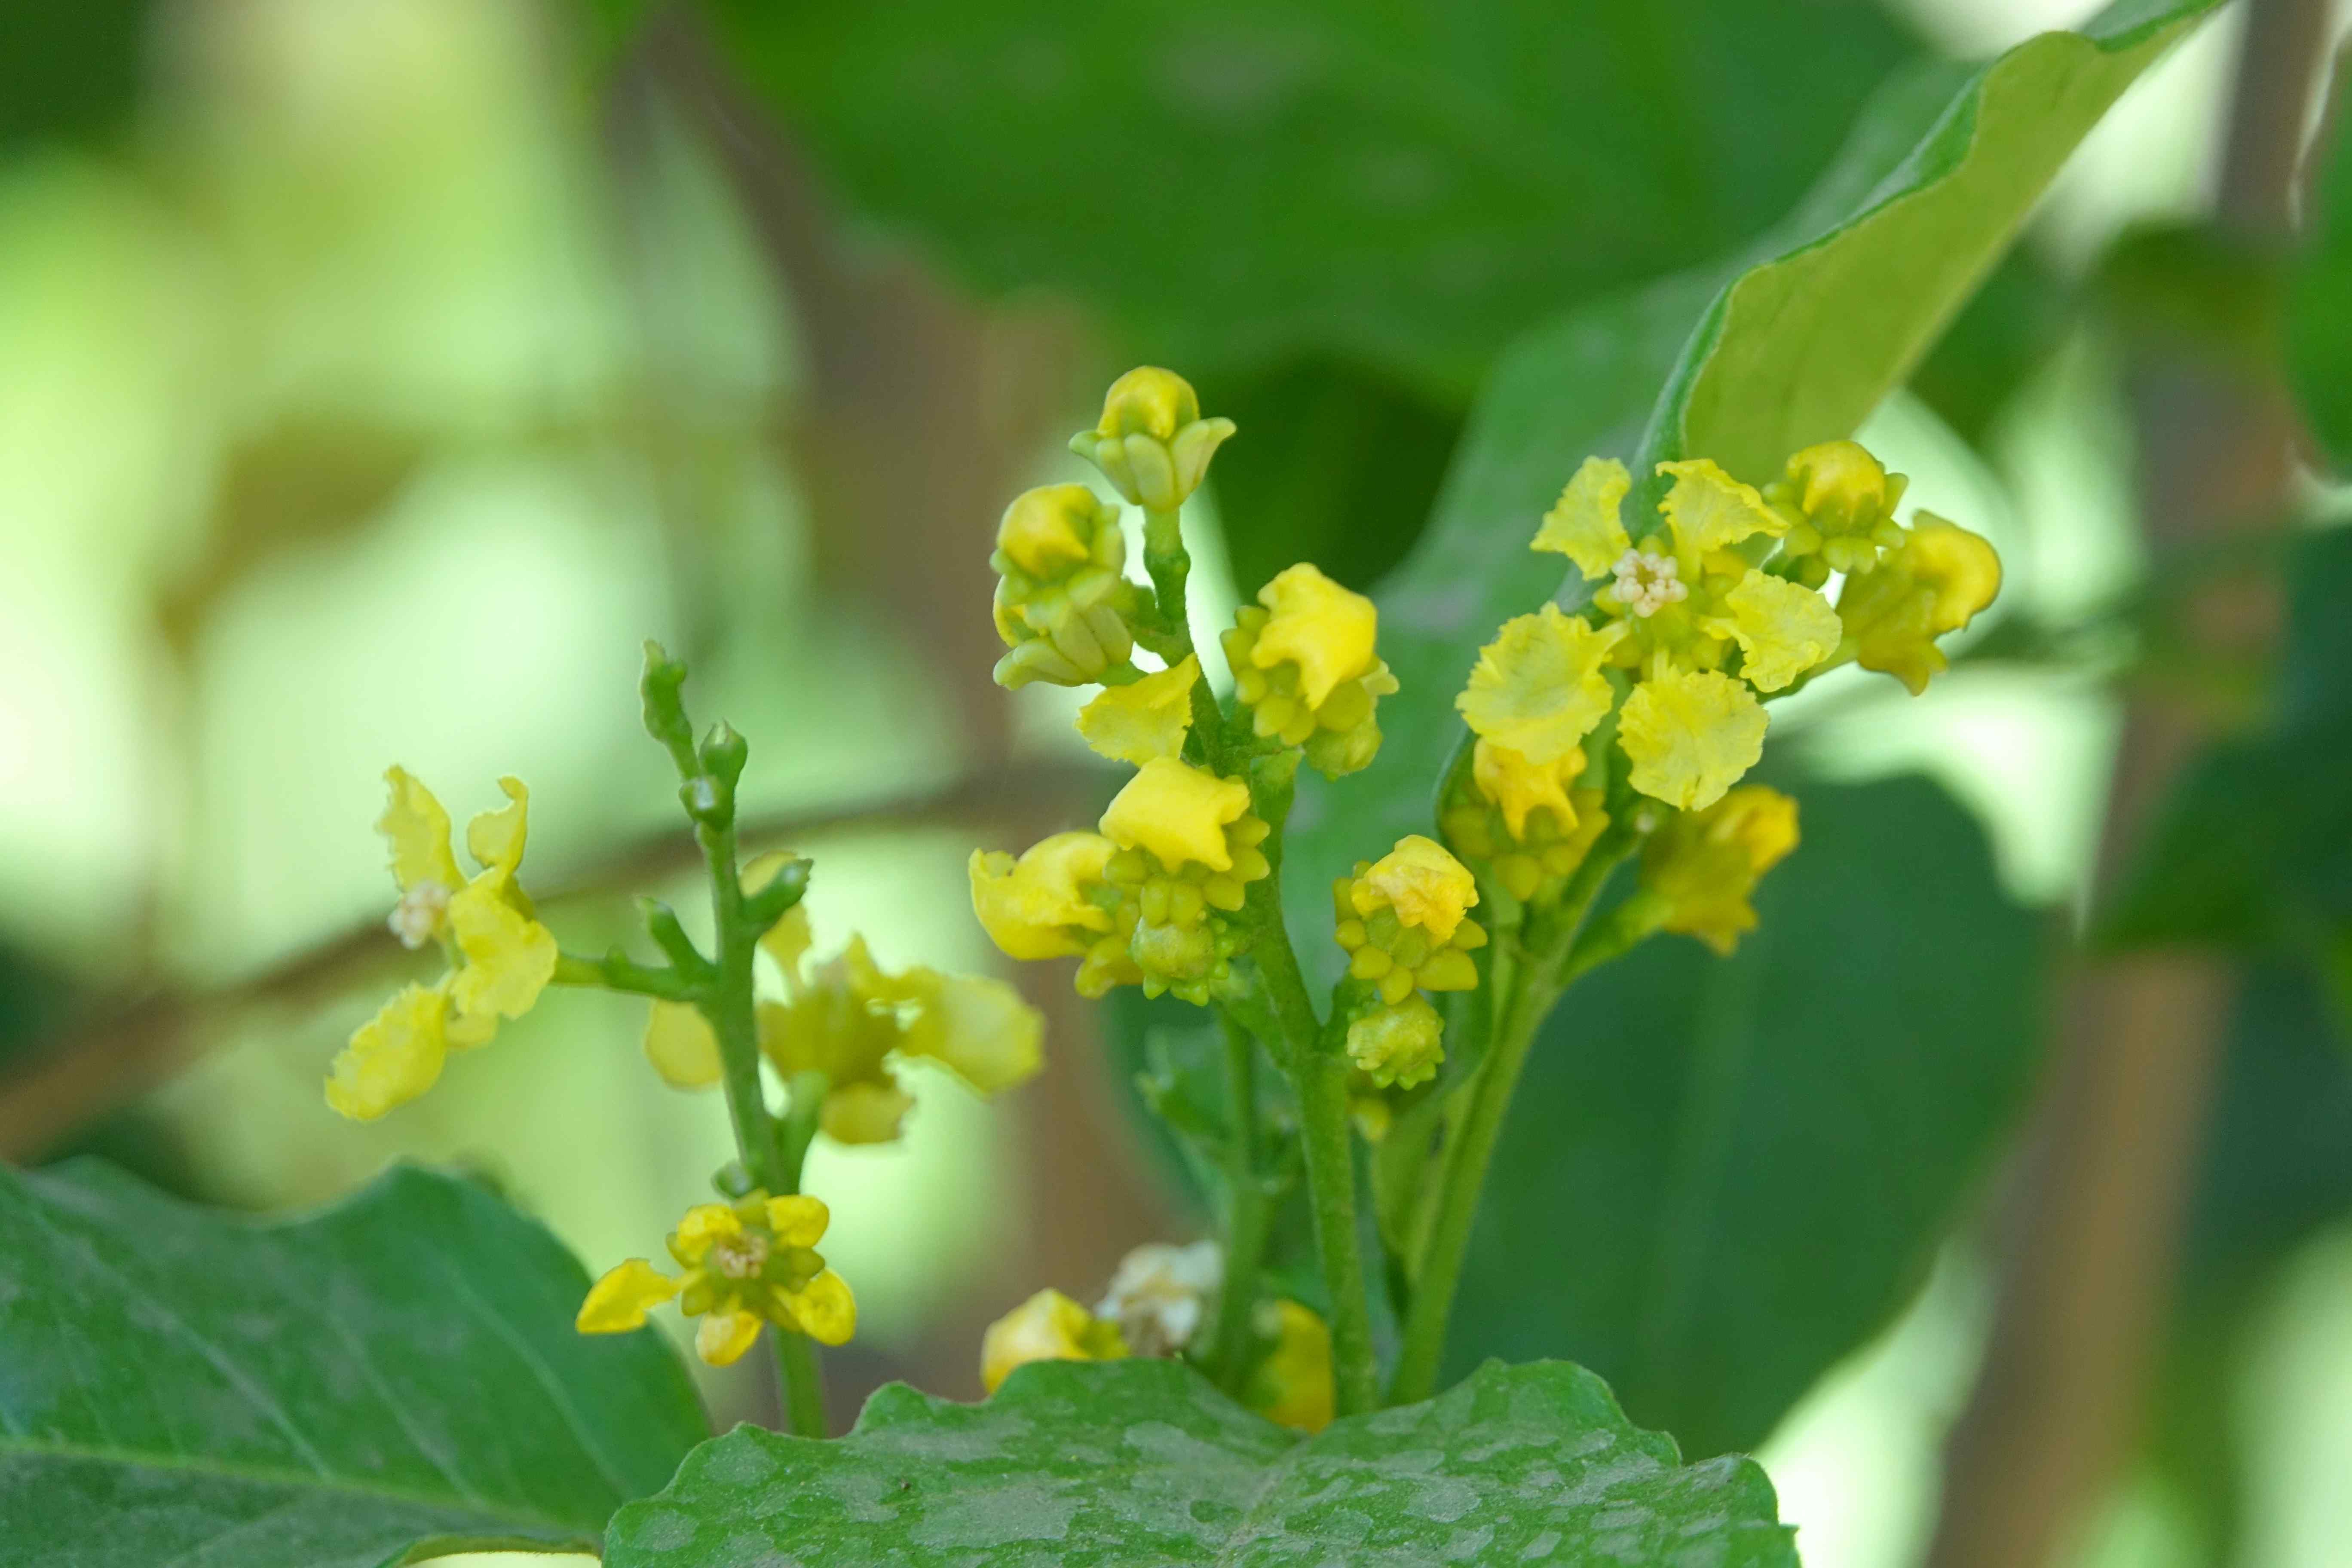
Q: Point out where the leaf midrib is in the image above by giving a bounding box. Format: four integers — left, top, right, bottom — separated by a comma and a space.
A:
0, 1434, 583, 1539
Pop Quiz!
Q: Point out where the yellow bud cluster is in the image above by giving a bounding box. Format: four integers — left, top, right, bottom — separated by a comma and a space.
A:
1440, 740, 1612, 903
1637, 786, 1801, 955
1332, 837, 1485, 1088
1833, 514, 2003, 695
1068, 367, 1237, 512
1222, 564, 1399, 778
1101, 802, 1273, 1005
1763, 440, 1911, 580
989, 484, 1146, 689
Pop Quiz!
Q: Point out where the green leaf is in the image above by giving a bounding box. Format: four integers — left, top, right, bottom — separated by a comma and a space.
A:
698, 0, 1916, 390
1648, 0, 2226, 482
2290, 46, 2352, 472
0, 1160, 709, 1567
0, 1, 152, 152
603, 1358, 1795, 1566
1442, 774, 2045, 1458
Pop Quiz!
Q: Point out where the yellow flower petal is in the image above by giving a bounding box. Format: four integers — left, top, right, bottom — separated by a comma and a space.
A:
1251, 564, 1378, 709
787, 1269, 857, 1347
900, 970, 1044, 1095
759, 901, 814, 985
324, 983, 450, 1121
643, 1000, 722, 1090
1618, 668, 1768, 811
1721, 573, 1841, 692
980, 1288, 1130, 1395
576, 1259, 680, 1333
445, 874, 558, 1025
1903, 513, 2003, 634
821, 1078, 916, 1145
1246, 1300, 1335, 1433
1076, 656, 1198, 765
1455, 603, 1624, 765
1655, 459, 1785, 559
764, 1194, 830, 1247
377, 766, 461, 894
1530, 456, 1633, 580
671, 1203, 743, 1265
1353, 835, 1479, 943
695, 1309, 763, 1367
969, 833, 1116, 962
464, 776, 530, 878
1099, 758, 1250, 873
1785, 440, 1900, 530
1472, 738, 1585, 841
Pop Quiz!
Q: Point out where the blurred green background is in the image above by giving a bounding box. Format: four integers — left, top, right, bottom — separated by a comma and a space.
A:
1, 3, 2347, 1566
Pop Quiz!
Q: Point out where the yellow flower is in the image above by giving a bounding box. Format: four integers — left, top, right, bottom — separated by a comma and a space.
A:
326, 770, 557, 1120
1455, 603, 1624, 765
1250, 564, 1377, 710
1764, 440, 1910, 576
997, 483, 1101, 578
1345, 994, 1445, 1089
1246, 1300, 1335, 1433
1352, 835, 1479, 945
643, 999, 722, 1090
1099, 758, 1252, 873
969, 832, 1118, 961
578, 1192, 855, 1367
757, 932, 1045, 1147
1836, 514, 2002, 694
1222, 565, 1398, 777
1713, 572, 1844, 693
981, 1288, 1130, 1394
325, 983, 451, 1121
1068, 367, 1237, 512
1076, 656, 1198, 765
1640, 786, 1800, 955
1617, 667, 1768, 812
1530, 456, 1633, 579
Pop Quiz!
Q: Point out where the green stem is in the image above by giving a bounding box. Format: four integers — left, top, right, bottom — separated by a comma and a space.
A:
1208, 1013, 1271, 1396
1295, 1044, 1378, 1416
1142, 506, 1193, 656
552, 950, 695, 1000
696, 816, 828, 1439
1386, 833, 1638, 1406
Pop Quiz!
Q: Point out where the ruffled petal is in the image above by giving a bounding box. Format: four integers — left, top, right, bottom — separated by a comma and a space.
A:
377, 767, 461, 894
1251, 564, 1378, 709
1530, 456, 1633, 579
1656, 459, 1785, 559
1618, 668, 1768, 811
1352, 835, 1479, 943
324, 983, 450, 1121
899, 970, 1045, 1095
1098, 758, 1250, 873
968, 833, 1116, 962
1472, 738, 1585, 841
464, 776, 530, 878
1455, 603, 1623, 765
1722, 573, 1841, 692
445, 873, 557, 1026
819, 1078, 916, 1145
1076, 656, 1198, 765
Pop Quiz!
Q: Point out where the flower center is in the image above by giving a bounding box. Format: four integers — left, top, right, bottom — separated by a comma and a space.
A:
709, 1232, 770, 1280
1611, 549, 1687, 619
387, 880, 451, 949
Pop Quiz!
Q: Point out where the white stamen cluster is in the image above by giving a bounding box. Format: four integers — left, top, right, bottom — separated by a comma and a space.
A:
710, 1232, 770, 1280
1611, 548, 1687, 618
1096, 1240, 1222, 1358
387, 879, 451, 949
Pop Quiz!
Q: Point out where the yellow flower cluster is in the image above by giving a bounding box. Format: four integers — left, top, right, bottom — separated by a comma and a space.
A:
325, 769, 558, 1121
971, 759, 1274, 1006
646, 871, 1044, 1145
1450, 444, 1999, 856
990, 484, 1149, 689
1332, 836, 1485, 1088
577, 1191, 854, 1367
1222, 564, 1400, 778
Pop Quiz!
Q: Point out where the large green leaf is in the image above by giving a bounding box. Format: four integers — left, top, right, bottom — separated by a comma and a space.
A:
604, 1357, 1795, 1566
1446, 774, 2045, 1457
0, 2, 152, 152
0, 1160, 708, 1567
697, 0, 1915, 391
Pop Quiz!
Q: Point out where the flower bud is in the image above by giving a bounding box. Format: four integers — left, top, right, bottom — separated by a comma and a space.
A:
1068, 367, 1237, 512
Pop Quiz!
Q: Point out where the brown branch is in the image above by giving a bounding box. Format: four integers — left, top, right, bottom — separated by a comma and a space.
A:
0, 763, 1114, 1164
1923, 4, 2331, 1565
